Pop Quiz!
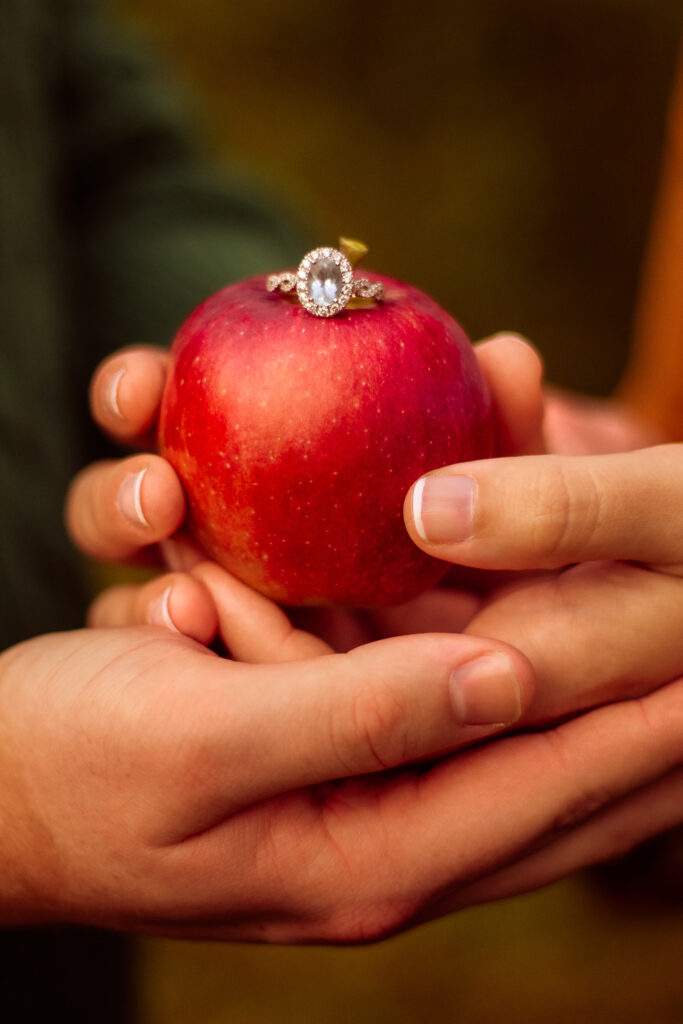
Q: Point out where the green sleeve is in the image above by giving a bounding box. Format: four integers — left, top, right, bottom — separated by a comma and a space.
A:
0, 0, 308, 647
58, 0, 307, 361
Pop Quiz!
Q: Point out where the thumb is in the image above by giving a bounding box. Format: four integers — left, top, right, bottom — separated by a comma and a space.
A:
166, 630, 536, 838
404, 445, 683, 571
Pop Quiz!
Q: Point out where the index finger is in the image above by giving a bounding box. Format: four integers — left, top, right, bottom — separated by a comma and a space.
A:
89, 346, 169, 446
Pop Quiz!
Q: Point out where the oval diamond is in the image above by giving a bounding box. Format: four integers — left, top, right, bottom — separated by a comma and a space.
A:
296, 247, 353, 317
306, 257, 343, 308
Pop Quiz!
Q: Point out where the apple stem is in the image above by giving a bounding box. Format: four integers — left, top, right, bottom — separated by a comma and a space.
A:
339, 237, 369, 269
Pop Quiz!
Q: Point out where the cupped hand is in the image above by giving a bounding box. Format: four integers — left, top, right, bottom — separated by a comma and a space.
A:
0, 616, 538, 938
395, 441, 683, 911
3, 609, 683, 942
68, 340, 683, 734
54, 342, 683, 935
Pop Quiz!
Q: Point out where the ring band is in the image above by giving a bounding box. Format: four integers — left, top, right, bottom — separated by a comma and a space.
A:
266, 245, 385, 318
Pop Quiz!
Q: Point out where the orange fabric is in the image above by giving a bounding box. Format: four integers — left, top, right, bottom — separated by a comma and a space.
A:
619, 48, 683, 441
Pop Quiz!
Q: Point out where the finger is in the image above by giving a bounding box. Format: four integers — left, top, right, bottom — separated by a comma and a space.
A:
89, 347, 168, 445
166, 668, 683, 943
445, 763, 683, 912
158, 632, 535, 838
88, 573, 218, 645
192, 561, 333, 660
474, 333, 546, 456
65, 454, 186, 561
405, 444, 683, 571
466, 561, 683, 723
340, 673, 683, 935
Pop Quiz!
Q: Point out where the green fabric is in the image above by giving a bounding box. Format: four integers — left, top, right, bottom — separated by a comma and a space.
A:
0, 0, 304, 648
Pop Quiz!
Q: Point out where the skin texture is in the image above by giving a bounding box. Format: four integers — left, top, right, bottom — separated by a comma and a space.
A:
402, 445, 683, 725
50, 338, 683, 940
0, 622, 539, 937
157, 274, 494, 606
2, 617, 682, 941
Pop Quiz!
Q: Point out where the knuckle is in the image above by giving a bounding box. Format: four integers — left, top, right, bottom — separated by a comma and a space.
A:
67, 461, 117, 554
551, 787, 613, 832
530, 458, 604, 563
337, 683, 411, 774
539, 730, 613, 833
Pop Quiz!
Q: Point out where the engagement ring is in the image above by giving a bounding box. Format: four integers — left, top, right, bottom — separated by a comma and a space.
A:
266, 241, 385, 318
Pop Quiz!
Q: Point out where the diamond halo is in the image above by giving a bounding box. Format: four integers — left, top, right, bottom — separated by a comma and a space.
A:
266, 242, 384, 318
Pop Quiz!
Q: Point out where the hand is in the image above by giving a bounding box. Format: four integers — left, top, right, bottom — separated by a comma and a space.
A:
0, 616, 540, 938
54, 343, 683, 934
403, 443, 683, 724
3, 610, 683, 941
64, 346, 212, 640
391, 441, 683, 909
68, 340, 682, 732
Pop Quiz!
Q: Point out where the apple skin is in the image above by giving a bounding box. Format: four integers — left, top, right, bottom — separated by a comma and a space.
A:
158, 271, 494, 607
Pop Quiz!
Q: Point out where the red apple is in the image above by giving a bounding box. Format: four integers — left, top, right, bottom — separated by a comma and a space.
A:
158, 270, 494, 606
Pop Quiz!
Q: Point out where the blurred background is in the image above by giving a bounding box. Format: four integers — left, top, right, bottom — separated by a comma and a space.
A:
104, 1, 683, 1021
120, 0, 680, 395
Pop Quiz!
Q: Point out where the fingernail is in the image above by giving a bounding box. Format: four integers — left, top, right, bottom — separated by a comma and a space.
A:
105, 367, 126, 418
412, 475, 476, 544
450, 653, 522, 727
117, 468, 150, 528
147, 585, 179, 632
